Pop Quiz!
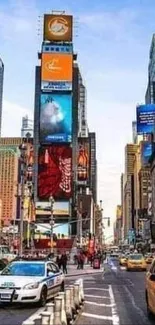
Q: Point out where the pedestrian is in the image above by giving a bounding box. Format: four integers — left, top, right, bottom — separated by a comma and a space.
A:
80, 251, 85, 269
56, 255, 62, 269
77, 253, 81, 269
61, 252, 68, 274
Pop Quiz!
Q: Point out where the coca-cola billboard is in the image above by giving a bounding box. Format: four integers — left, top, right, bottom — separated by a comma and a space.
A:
77, 138, 90, 185
38, 145, 72, 199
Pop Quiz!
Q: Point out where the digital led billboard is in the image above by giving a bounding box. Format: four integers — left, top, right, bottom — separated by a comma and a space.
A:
77, 138, 90, 184
136, 104, 155, 134
44, 14, 73, 42
41, 53, 72, 91
38, 145, 72, 200
141, 142, 152, 165
42, 44, 73, 54
39, 94, 72, 143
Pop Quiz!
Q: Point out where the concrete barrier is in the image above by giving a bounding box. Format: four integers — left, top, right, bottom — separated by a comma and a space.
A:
73, 284, 80, 310
65, 287, 72, 322
69, 285, 76, 316
76, 279, 84, 303
41, 311, 51, 325
46, 303, 54, 325
21, 279, 84, 325
59, 292, 67, 325
54, 296, 62, 325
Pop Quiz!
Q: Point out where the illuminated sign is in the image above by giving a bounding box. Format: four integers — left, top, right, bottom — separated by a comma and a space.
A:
44, 14, 73, 42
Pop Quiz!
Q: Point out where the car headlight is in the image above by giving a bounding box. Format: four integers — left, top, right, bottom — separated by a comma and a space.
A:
23, 282, 39, 290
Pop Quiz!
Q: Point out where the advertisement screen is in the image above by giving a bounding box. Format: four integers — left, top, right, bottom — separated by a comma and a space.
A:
41, 53, 72, 91
35, 201, 70, 216
141, 142, 152, 165
40, 94, 72, 143
77, 138, 90, 184
38, 146, 72, 200
42, 44, 73, 54
136, 104, 155, 134
44, 14, 73, 42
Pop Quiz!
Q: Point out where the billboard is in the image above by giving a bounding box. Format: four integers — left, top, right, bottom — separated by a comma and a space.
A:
38, 145, 72, 200
44, 14, 73, 42
41, 53, 72, 91
136, 104, 155, 134
141, 142, 152, 165
35, 201, 70, 216
77, 138, 90, 184
39, 94, 72, 143
42, 43, 73, 54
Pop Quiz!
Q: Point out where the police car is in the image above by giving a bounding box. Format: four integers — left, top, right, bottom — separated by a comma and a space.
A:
0, 258, 65, 306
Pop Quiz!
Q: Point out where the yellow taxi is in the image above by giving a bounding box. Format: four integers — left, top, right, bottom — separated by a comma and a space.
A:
145, 258, 155, 318
119, 254, 127, 266
145, 253, 153, 264
126, 253, 147, 271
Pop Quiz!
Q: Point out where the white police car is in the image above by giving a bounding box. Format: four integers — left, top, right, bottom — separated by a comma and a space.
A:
0, 259, 64, 306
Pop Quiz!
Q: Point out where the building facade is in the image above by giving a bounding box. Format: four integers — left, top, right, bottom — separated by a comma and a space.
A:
145, 34, 155, 104
123, 144, 138, 241
0, 138, 20, 226
0, 58, 4, 137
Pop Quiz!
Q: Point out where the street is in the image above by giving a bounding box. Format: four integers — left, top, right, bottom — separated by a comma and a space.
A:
0, 258, 154, 325
75, 258, 154, 325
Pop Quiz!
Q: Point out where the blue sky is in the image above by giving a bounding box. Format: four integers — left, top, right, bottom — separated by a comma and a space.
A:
1, 0, 155, 239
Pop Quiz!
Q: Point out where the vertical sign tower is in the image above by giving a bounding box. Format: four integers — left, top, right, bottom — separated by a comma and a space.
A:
37, 13, 73, 237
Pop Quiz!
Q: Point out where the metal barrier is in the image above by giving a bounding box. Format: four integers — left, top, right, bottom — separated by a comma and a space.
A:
21, 279, 84, 325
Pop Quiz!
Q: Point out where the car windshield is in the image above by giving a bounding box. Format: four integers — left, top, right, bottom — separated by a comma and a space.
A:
1, 263, 45, 276
129, 254, 143, 260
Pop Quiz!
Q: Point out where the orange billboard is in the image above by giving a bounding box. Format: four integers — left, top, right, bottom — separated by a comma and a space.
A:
41, 53, 73, 91
44, 14, 73, 42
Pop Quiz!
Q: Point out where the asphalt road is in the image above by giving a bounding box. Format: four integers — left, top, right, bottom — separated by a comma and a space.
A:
0, 258, 154, 325
76, 258, 155, 325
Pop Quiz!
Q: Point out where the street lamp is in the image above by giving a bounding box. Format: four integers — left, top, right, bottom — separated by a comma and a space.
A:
49, 195, 55, 254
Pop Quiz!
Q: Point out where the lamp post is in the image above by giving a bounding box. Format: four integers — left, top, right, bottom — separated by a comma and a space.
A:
19, 143, 27, 256
49, 195, 55, 254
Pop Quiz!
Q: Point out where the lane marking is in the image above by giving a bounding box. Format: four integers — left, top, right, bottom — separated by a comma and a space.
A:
123, 285, 148, 323
85, 300, 115, 307
85, 294, 110, 299
82, 312, 113, 320
109, 285, 120, 325
25, 307, 44, 322
127, 279, 134, 287
84, 287, 109, 291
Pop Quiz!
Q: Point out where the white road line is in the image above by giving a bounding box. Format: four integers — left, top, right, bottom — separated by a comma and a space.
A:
25, 307, 44, 322
123, 285, 148, 322
85, 294, 110, 299
127, 279, 134, 287
109, 285, 120, 325
85, 300, 115, 307
82, 312, 113, 321
84, 287, 109, 291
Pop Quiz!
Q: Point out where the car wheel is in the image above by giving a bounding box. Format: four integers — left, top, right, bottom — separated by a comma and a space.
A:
39, 286, 47, 307
61, 281, 65, 292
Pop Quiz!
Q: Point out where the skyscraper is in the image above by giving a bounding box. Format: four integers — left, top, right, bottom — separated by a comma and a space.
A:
145, 34, 155, 104
0, 138, 21, 226
0, 58, 4, 137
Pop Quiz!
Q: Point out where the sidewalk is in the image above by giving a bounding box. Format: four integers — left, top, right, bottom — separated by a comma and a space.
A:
66, 263, 104, 277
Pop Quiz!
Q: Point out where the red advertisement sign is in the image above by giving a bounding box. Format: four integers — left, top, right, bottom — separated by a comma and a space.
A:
38, 145, 72, 199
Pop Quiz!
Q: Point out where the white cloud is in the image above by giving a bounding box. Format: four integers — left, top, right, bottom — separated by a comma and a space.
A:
2, 100, 33, 137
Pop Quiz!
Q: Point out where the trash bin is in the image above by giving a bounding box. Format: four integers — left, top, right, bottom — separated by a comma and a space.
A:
93, 257, 100, 269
